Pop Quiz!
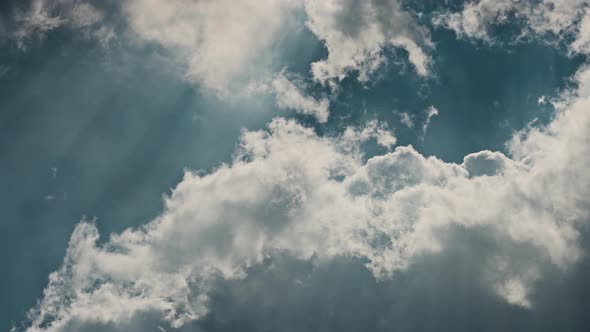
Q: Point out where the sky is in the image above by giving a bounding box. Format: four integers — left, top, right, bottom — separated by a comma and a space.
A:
1, 0, 590, 331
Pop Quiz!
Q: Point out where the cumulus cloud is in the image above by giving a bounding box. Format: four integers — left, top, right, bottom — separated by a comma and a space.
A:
6, 0, 299, 93
272, 71, 330, 123
21, 61, 590, 330
10, 2, 590, 331
462, 150, 518, 177
122, 0, 299, 93
341, 119, 397, 149
433, 0, 590, 52
8, 0, 434, 96
571, 7, 590, 53
304, 0, 433, 84
122, 0, 434, 91
433, 0, 523, 42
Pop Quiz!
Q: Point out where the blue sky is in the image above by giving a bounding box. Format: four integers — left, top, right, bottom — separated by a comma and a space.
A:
2, 1, 590, 331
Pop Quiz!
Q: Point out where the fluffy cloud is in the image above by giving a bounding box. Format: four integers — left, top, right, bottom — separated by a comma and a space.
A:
83, 0, 434, 93
433, 0, 590, 50
398, 111, 415, 128
8, 0, 303, 95
272, 71, 330, 123
571, 8, 590, 53
341, 119, 397, 149
304, 0, 433, 84
21, 62, 590, 330
123, 0, 299, 93
10, 1, 590, 331
8, 0, 433, 96
123, 0, 433, 91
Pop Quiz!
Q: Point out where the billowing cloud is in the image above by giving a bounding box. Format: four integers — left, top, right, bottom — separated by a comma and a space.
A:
122, 0, 433, 91
433, 0, 590, 51
8, 2, 590, 331
341, 118, 397, 149
5, 0, 298, 93
304, 0, 433, 84
7, 0, 433, 96
21, 62, 590, 331
272, 71, 330, 123
122, 0, 300, 93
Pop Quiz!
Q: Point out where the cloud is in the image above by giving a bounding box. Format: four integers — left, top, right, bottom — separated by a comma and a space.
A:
6, 0, 299, 94
420, 105, 438, 141
123, 0, 438, 95
122, 0, 299, 93
123, 0, 434, 91
7, 0, 433, 96
9, 2, 590, 331
341, 119, 397, 149
433, 0, 521, 42
398, 111, 415, 128
571, 7, 590, 54
304, 0, 433, 84
272, 71, 330, 123
12, 0, 105, 47
433, 0, 590, 52
462, 150, 518, 177
21, 61, 590, 331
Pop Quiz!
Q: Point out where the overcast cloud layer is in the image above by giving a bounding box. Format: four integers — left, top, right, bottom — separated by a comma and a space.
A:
3, 0, 590, 331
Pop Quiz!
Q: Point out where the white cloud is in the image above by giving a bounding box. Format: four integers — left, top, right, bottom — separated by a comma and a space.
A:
13, 0, 104, 47
304, 0, 433, 85
10, 0, 433, 95
118, 0, 434, 93
11, 2, 590, 330
462, 150, 518, 177
433, 0, 520, 42
123, 0, 299, 93
433, 0, 590, 53
420, 105, 439, 141
272, 71, 330, 123
398, 111, 415, 128
341, 119, 397, 149
571, 7, 590, 54
9, 0, 300, 94
23, 63, 590, 330
495, 276, 535, 308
